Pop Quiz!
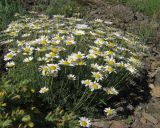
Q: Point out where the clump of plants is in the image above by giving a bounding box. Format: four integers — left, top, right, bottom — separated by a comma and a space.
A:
0, 12, 146, 127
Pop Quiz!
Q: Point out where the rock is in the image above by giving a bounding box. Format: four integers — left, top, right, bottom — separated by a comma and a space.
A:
154, 70, 160, 86
147, 101, 160, 120
141, 124, 154, 128
78, 0, 105, 6
134, 12, 145, 21
142, 113, 158, 125
140, 117, 147, 124
110, 121, 127, 128
154, 122, 160, 128
132, 116, 143, 128
92, 120, 112, 128
112, 4, 134, 23
151, 86, 160, 97
151, 61, 160, 71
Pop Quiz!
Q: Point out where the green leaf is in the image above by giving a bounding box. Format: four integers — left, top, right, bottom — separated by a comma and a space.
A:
22, 115, 31, 122
27, 122, 34, 128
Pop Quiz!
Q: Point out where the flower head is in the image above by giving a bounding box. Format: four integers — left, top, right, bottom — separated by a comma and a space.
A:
104, 107, 116, 116
103, 87, 118, 95
67, 74, 76, 80
39, 87, 49, 94
4, 52, 16, 61
92, 72, 103, 81
6, 61, 15, 68
79, 117, 91, 127
23, 56, 33, 63
89, 82, 102, 91
81, 80, 92, 87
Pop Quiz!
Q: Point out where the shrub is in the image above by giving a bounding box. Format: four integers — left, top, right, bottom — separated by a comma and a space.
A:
1, 12, 146, 127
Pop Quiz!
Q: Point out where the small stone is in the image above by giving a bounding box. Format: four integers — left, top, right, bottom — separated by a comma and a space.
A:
132, 117, 142, 128
142, 113, 158, 125
110, 121, 127, 128
154, 122, 160, 128
112, 4, 134, 23
151, 86, 160, 97
134, 12, 144, 21
92, 120, 112, 128
140, 117, 147, 124
154, 70, 160, 86
141, 124, 154, 128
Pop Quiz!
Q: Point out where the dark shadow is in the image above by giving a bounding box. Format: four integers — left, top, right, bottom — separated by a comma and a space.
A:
107, 68, 151, 118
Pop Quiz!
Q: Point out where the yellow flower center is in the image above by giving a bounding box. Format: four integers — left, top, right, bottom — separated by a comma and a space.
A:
77, 54, 82, 59
108, 51, 113, 55
52, 48, 57, 53
39, 47, 46, 52
49, 66, 56, 70
108, 67, 113, 72
107, 109, 113, 116
10, 32, 16, 36
78, 61, 84, 65
42, 39, 47, 45
85, 81, 90, 85
43, 67, 49, 71
92, 83, 98, 89
7, 54, 13, 58
34, 24, 39, 29
24, 48, 31, 53
57, 36, 62, 41
66, 41, 72, 45
95, 74, 100, 79
50, 52, 56, 57
108, 60, 114, 65
81, 121, 87, 127
63, 61, 69, 65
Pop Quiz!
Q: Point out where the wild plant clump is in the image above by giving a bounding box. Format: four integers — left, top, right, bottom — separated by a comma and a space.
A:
1, 12, 146, 127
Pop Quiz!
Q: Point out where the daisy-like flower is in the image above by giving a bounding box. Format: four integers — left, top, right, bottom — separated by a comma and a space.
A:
81, 79, 92, 87
59, 59, 70, 66
37, 57, 45, 62
106, 57, 116, 66
4, 52, 16, 61
94, 38, 105, 46
89, 82, 102, 91
23, 56, 33, 63
74, 30, 85, 36
45, 52, 59, 59
53, 35, 64, 42
22, 45, 34, 55
79, 117, 91, 128
125, 63, 136, 74
86, 53, 97, 59
47, 64, 60, 73
65, 37, 76, 46
39, 87, 49, 94
89, 48, 101, 56
92, 72, 103, 81
76, 52, 85, 59
91, 63, 102, 71
6, 61, 15, 68
103, 87, 119, 95
40, 35, 49, 45
39, 65, 50, 76
67, 74, 76, 80
104, 107, 116, 116
104, 66, 114, 74
76, 24, 89, 29
67, 52, 85, 66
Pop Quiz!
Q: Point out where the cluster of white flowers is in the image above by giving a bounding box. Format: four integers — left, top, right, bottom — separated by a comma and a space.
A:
1, 13, 146, 127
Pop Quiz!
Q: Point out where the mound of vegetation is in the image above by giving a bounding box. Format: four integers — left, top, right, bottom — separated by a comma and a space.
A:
0, 12, 146, 127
